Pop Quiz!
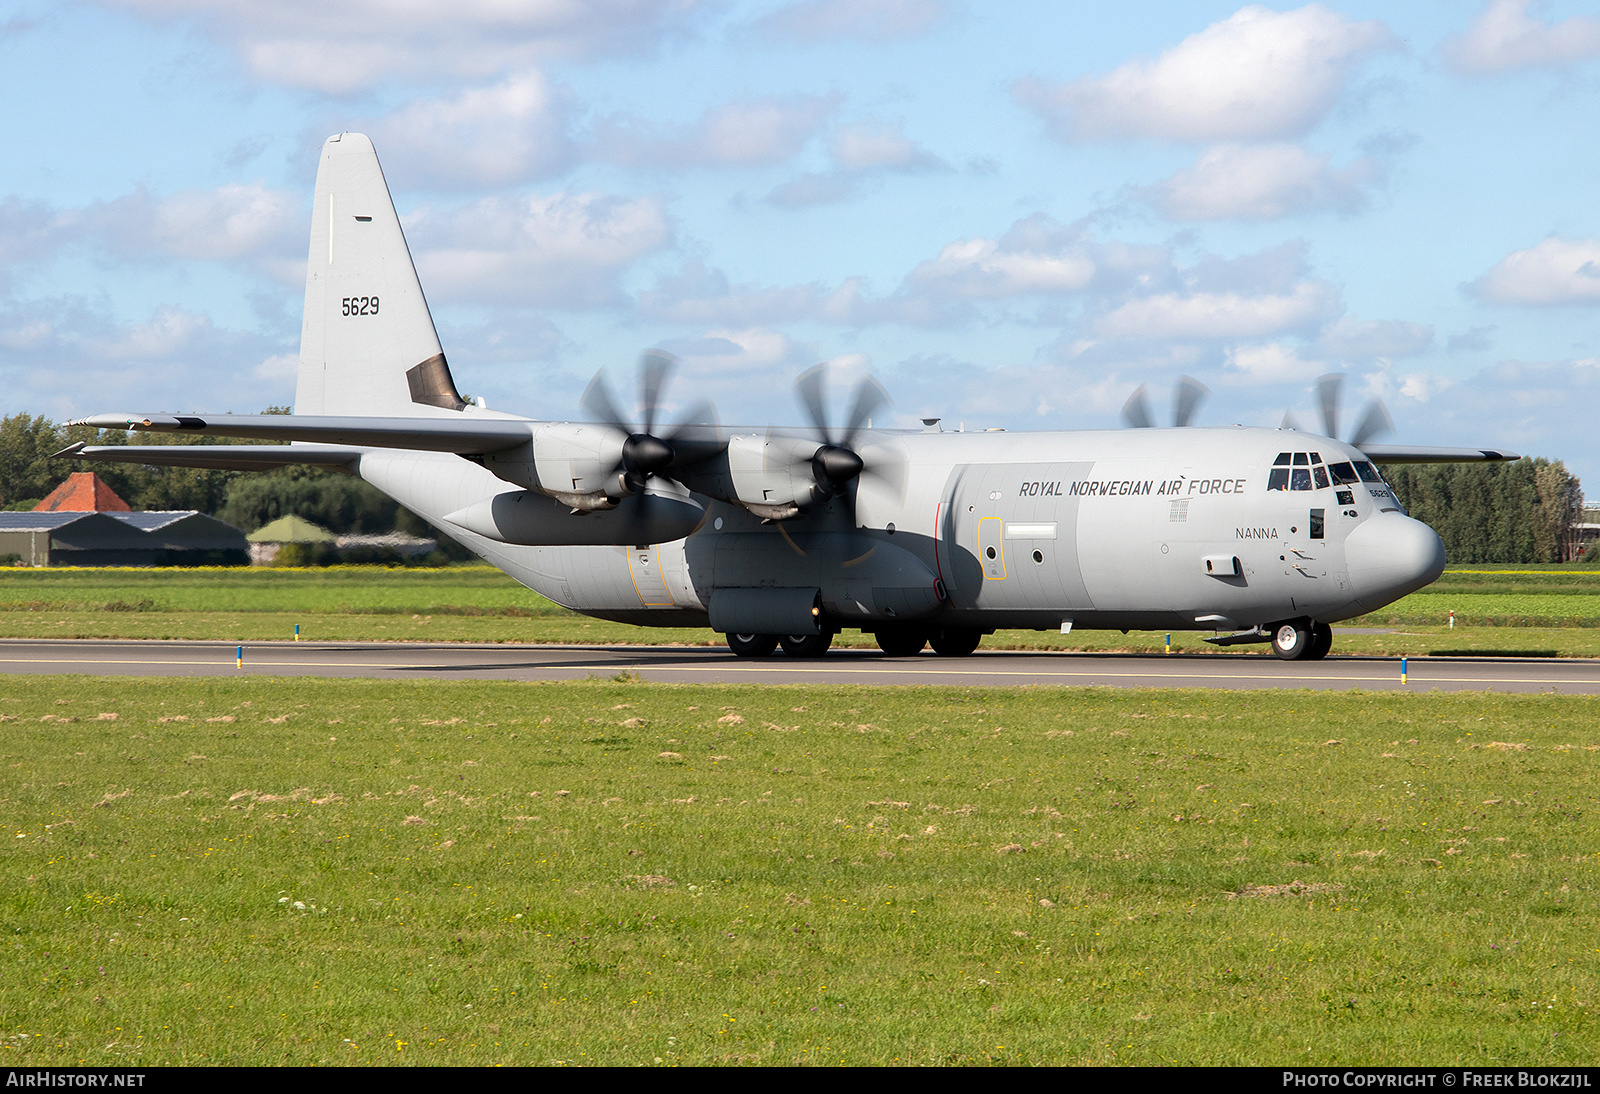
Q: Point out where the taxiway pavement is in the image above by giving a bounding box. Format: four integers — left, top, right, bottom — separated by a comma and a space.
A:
1, 639, 1597, 694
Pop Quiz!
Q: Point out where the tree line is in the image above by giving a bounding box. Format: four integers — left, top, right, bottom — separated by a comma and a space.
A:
0, 412, 460, 555
1379, 458, 1584, 563
0, 412, 1587, 563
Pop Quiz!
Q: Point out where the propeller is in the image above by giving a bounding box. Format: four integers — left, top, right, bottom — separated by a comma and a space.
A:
582, 350, 719, 496
1283, 373, 1394, 447
794, 362, 905, 503
1121, 375, 1210, 429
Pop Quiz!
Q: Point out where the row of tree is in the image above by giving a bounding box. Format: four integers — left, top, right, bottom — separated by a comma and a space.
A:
1379, 458, 1585, 563
0, 412, 454, 550
0, 412, 1588, 563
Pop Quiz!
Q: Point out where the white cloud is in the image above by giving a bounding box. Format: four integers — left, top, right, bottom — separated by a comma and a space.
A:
100, 0, 711, 93
638, 260, 874, 325
829, 120, 942, 171
362, 72, 575, 189
1473, 237, 1600, 305
1140, 143, 1376, 220
0, 184, 303, 284
765, 173, 860, 209
254, 353, 300, 382
766, 119, 944, 207
0, 297, 293, 418
407, 191, 671, 308
1095, 281, 1340, 340
1397, 372, 1454, 402
1442, 0, 1600, 73
751, 0, 948, 43
1224, 341, 1324, 383
905, 219, 1097, 299
592, 95, 836, 168
1320, 316, 1434, 359
79, 183, 300, 265
1014, 5, 1393, 142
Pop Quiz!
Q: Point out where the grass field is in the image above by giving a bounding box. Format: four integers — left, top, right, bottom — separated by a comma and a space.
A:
0, 565, 1597, 656
1, 677, 1595, 1065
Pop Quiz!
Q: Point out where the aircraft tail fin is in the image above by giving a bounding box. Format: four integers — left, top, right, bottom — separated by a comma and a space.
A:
295, 133, 466, 418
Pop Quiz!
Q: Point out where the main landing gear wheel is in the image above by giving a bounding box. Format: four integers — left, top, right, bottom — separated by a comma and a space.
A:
780, 631, 834, 658
875, 626, 928, 656
727, 633, 778, 658
929, 627, 983, 657
1270, 620, 1314, 661
1307, 621, 1333, 660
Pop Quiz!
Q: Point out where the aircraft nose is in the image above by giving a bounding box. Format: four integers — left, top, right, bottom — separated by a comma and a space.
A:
1344, 513, 1446, 612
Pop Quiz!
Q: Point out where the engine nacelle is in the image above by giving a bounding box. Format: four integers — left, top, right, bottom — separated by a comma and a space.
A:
726, 434, 826, 520
480, 423, 627, 509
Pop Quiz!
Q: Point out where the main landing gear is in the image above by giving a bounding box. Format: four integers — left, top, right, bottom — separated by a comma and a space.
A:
725, 631, 834, 658
726, 625, 986, 658
1270, 619, 1333, 661
872, 625, 985, 657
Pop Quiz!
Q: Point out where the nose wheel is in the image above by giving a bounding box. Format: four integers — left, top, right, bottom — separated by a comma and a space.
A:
1271, 620, 1333, 661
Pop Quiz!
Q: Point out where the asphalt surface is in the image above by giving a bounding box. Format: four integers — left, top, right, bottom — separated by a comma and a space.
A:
1, 639, 1599, 693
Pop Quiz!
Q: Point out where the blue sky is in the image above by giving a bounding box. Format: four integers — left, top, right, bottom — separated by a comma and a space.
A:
2, 1, 1599, 486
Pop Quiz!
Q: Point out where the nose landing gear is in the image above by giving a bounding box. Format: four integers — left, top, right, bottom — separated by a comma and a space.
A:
1270, 619, 1333, 661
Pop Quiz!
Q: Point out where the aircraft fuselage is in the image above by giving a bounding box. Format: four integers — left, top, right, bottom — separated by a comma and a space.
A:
355, 422, 1443, 637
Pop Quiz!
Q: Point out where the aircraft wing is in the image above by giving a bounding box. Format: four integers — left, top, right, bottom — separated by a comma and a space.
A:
1357, 444, 1521, 463
68, 413, 532, 455
54, 442, 364, 472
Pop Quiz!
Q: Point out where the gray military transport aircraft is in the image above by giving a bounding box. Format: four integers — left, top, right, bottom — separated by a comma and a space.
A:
59, 133, 1519, 662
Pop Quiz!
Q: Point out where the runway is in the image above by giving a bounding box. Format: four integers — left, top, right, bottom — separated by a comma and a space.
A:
2, 639, 1599, 693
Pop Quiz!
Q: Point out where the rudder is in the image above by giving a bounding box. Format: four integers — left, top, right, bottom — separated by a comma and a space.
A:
295, 133, 466, 417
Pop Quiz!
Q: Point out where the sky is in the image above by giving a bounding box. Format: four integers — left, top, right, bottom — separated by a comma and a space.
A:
1, 1, 1599, 486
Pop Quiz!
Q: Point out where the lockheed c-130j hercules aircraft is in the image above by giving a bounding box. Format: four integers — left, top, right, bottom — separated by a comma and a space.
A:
61, 133, 1519, 662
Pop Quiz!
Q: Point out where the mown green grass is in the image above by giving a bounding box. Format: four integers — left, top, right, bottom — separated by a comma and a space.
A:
0, 565, 550, 615
2, 678, 1596, 1065
2, 565, 1600, 653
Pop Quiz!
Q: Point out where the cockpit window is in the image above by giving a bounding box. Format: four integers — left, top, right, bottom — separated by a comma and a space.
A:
1328, 461, 1359, 485
1353, 461, 1383, 484
1268, 451, 1333, 491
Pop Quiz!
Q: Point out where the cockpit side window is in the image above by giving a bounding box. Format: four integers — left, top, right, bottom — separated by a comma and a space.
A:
1353, 461, 1383, 483
1312, 465, 1329, 489
1329, 461, 1359, 485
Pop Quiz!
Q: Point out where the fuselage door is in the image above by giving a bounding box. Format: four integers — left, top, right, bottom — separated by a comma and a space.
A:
628, 545, 675, 607
979, 517, 1006, 580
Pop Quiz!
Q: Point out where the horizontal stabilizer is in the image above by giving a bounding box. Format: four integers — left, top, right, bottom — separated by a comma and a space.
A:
69, 413, 532, 455
1357, 444, 1520, 464
55, 442, 363, 472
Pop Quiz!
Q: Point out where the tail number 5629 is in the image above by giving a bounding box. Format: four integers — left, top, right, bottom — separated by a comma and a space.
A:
342, 296, 380, 316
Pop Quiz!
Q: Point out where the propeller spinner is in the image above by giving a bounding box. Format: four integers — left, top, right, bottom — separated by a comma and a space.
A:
582, 351, 719, 497
794, 363, 904, 503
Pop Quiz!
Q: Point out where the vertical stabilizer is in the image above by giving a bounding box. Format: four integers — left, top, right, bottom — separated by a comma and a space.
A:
296, 133, 465, 417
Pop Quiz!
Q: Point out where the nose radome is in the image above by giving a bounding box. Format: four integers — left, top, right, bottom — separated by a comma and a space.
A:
1344, 513, 1446, 613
